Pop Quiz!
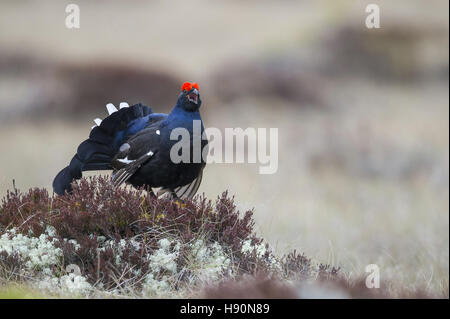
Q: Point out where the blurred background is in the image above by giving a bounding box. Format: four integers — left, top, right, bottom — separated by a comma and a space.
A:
0, 0, 448, 296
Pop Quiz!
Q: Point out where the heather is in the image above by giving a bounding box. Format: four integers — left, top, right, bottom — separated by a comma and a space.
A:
0, 176, 341, 298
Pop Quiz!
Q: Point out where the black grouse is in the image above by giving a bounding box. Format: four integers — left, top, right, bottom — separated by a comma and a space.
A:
53, 82, 208, 199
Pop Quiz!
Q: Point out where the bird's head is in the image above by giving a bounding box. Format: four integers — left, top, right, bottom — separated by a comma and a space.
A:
178, 82, 202, 111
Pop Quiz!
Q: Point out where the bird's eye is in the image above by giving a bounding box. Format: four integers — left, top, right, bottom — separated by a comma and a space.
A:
192, 82, 199, 91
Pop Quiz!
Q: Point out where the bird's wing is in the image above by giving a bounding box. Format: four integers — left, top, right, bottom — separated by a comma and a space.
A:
111, 151, 155, 188
112, 112, 167, 149
111, 121, 163, 187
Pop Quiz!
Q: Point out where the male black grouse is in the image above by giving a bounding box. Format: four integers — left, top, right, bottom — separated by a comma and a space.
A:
53, 82, 208, 199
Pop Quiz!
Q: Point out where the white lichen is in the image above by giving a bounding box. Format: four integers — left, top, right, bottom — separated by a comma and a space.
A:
142, 274, 171, 297
189, 239, 230, 282
148, 238, 180, 274
0, 227, 62, 271
35, 273, 92, 296
142, 238, 181, 297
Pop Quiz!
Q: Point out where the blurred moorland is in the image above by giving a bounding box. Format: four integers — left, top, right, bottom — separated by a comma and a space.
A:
0, 0, 448, 297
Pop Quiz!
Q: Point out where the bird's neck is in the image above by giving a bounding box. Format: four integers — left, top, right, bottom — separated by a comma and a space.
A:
167, 103, 201, 122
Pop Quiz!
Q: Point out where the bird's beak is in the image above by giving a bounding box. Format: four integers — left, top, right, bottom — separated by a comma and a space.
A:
187, 88, 199, 104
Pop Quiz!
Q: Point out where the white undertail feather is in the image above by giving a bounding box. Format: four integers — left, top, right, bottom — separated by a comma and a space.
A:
106, 103, 118, 115
91, 102, 130, 129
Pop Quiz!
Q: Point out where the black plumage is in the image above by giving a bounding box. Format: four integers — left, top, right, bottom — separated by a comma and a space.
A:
53, 82, 207, 199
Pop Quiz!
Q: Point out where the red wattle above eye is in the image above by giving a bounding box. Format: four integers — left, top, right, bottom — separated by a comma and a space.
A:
181, 82, 192, 92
